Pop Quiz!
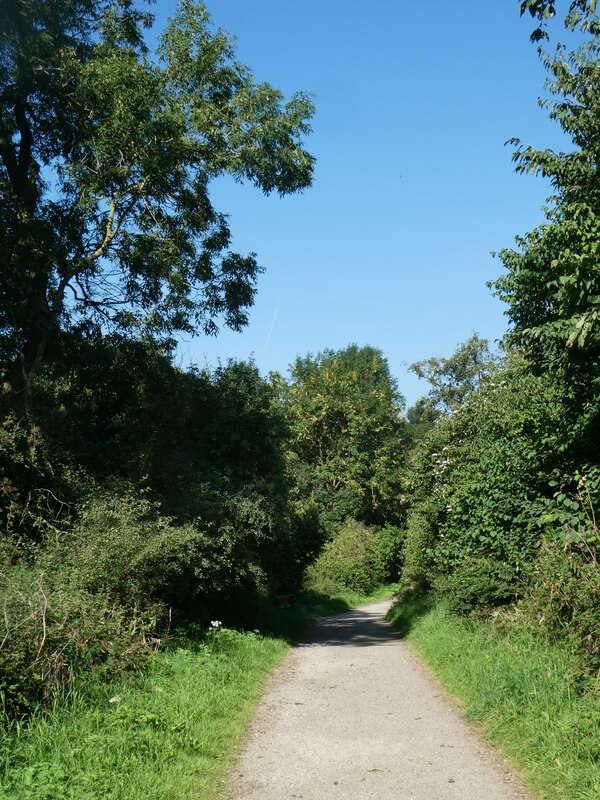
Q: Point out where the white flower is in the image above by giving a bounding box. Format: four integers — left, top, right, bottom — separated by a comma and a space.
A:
109, 695, 121, 704
210, 620, 223, 628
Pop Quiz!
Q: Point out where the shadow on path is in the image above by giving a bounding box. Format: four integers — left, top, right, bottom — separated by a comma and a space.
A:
297, 603, 400, 648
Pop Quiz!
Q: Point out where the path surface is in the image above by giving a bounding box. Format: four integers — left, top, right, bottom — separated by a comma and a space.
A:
229, 600, 532, 800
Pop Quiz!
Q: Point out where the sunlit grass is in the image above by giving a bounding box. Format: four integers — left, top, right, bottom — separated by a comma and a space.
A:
0, 628, 287, 800
388, 599, 600, 800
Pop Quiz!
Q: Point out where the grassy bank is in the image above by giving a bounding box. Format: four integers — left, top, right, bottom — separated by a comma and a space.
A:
1, 585, 396, 800
388, 599, 600, 800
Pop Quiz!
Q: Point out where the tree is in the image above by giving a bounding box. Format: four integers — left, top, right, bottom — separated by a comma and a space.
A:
408, 334, 497, 416
0, 0, 314, 402
492, 16, 600, 372
278, 345, 406, 531
519, 0, 599, 41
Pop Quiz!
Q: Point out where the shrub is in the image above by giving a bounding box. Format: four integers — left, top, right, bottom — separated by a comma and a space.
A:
433, 557, 520, 612
61, 492, 201, 606
526, 536, 600, 673
0, 560, 158, 718
375, 524, 405, 580
304, 519, 386, 595
0, 415, 74, 545
395, 500, 440, 602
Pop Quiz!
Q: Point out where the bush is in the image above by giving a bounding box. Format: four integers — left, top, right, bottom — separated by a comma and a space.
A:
0, 414, 74, 545
375, 524, 405, 580
304, 519, 386, 595
525, 536, 600, 673
60, 493, 199, 606
0, 560, 158, 718
433, 557, 520, 612
396, 501, 440, 601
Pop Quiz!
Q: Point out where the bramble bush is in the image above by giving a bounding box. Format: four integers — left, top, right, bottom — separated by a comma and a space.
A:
400, 359, 568, 609
529, 467, 600, 672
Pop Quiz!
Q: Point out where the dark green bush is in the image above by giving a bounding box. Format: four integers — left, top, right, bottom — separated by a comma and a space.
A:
433, 557, 520, 612
60, 493, 200, 605
526, 536, 599, 673
395, 497, 442, 602
0, 415, 74, 545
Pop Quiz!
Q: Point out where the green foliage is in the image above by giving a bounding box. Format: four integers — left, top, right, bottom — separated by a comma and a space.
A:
0, 336, 311, 718
400, 343, 600, 670
0, 558, 158, 719
0, 0, 314, 398
492, 23, 600, 371
396, 500, 442, 602
527, 537, 600, 672
400, 353, 572, 608
304, 519, 387, 596
409, 334, 497, 415
374, 524, 405, 580
0, 413, 80, 546
529, 467, 600, 670
278, 344, 406, 534
60, 493, 202, 606
35, 337, 298, 602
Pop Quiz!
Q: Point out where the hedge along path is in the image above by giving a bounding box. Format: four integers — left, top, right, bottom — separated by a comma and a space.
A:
229, 600, 532, 800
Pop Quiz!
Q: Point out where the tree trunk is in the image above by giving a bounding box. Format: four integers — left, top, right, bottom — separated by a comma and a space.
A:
2, 259, 56, 410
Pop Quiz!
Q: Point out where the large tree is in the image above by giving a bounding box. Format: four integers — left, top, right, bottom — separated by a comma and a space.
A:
493, 11, 600, 366
278, 345, 406, 531
0, 0, 314, 402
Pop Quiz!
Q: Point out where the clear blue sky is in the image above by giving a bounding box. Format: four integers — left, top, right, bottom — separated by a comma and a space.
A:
155, 0, 570, 406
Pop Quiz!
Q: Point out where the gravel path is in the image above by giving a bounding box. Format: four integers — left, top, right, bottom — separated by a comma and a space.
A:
229, 600, 532, 800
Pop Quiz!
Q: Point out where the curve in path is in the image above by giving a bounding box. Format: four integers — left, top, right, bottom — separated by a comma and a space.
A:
229, 600, 532, 800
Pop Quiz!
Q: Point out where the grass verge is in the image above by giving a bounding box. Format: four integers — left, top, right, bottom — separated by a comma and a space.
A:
387, 598, 600, 800
0, 584, 397, 800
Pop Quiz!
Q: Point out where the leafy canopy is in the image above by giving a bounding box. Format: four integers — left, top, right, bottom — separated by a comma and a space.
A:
492, 11, 600, 363
278, 344, 406, 530
409, 334, 497, 416
0, 0, 314, 397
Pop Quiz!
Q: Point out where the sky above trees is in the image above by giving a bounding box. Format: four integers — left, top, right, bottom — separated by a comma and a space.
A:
153, 0, 575, 405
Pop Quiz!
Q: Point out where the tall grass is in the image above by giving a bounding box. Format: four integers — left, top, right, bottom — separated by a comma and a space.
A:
0, 628, 287, 800
388, 600, 600, 800
1, 585, 397, 800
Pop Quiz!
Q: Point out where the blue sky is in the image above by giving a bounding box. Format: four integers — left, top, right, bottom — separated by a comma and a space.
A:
155, 1, 571, 406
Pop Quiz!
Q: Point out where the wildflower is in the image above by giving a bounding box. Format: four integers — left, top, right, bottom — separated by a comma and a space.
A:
109, 695, 121, 704
210, 620, 223, 629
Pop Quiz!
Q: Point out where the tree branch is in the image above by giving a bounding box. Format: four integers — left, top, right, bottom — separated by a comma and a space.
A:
85, 179, 148, 263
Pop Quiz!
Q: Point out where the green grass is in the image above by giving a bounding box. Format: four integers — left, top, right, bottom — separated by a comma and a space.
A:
0, 584, 397, 800
0, 629, 287, 800
387, 599, 600, 800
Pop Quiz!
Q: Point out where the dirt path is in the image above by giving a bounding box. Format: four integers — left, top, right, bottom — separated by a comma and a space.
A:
229, 600, 532, 800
